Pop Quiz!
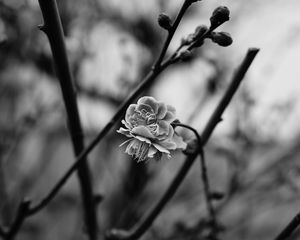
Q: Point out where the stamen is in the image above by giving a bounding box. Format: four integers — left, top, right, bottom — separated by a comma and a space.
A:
148, 123, 158, 133
135, 142, 150, 162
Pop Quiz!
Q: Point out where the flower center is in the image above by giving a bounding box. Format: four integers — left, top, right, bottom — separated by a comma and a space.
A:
132, 110, 158, 134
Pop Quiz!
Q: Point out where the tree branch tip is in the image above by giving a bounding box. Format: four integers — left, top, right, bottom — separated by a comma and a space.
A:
247, 48, 260, 57
248, 47, 260, 53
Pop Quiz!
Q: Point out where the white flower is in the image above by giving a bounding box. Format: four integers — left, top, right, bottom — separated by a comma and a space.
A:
117, 96, 187, 162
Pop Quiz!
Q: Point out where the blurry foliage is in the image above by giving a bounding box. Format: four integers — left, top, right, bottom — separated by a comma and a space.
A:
0, 0, 300, 240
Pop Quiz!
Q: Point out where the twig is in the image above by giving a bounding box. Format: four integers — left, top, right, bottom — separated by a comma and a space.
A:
174, 123, 218, 237
153, 0, 195, 70
37, 0, 97, 239
27, 0, 198, 217
5, 201, 30, 240
163, 9, 230, 66
105, 48, 259, 240
274, 213, 300, 240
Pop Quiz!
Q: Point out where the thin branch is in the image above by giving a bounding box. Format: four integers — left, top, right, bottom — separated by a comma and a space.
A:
153, 0, 195, 70
27, 0, 199, 216
162, 10, 230, 67
5, 201, 30, 240
37, 0, 97, 239
174, 123, 218, 237
274, 213, 300, 240
105, 48, 259, 240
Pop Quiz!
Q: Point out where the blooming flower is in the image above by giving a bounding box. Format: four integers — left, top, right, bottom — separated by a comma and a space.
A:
117, 96, 187, 162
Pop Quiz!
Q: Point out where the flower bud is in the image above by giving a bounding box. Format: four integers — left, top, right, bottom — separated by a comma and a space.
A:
183, 138, 199, 155
181, 33, 195, 46
179, 50, 192, 61
194, 25, 208, 39
210, 6, 230, 27
158, 13, 172, 31
211, 32, 233, 47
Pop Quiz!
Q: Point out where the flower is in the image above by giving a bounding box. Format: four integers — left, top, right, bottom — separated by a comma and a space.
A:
117, 96, 187, 162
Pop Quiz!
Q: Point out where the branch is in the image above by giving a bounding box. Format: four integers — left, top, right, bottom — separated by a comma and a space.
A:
27, 0, 198, 217
37, 0, 97, 239
201, 48, 259, 142
5, 201, 30, 240
105, 48, 259, 240
174, 123, 218, 237
274, 213, 300, 240
153, 0, 195, 70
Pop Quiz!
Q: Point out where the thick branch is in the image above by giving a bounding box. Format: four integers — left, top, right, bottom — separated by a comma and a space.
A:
37, 0, 97, 239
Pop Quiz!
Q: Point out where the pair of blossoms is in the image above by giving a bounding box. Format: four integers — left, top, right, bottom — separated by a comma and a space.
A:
117, 96, 187, 162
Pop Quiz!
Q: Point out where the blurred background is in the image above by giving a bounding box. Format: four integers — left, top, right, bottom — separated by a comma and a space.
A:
1, 0, 300, 239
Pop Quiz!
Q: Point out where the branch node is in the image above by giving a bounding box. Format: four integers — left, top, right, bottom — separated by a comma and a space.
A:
37, 24, 47, 33
105, 229, 130, 240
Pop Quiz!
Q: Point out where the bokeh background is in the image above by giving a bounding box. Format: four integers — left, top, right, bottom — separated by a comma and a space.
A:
1, 0, 300, 239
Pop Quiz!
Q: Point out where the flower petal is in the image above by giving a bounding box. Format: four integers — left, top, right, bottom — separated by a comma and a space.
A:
156, 120, 170, 136
125, 104, 137, 123
117, 127, 132, 137
172, 133, 187, 149
163, 110, 176, 123
137, 96, 159, 113
131, 125, 155, 139
156, 102, 168, 119
136, 103, 154, 114
152, 143, 170, 154
165, 125, 174, 139
121, 120, 132, 129
134, 135, 152, 144
147, 146, 158, 158
167, 105, 176, 115
159, 140, 177, 150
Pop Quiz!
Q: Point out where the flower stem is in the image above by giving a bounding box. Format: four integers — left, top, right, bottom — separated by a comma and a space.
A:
105, 48, 259, 240
173, 123, 218, 238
